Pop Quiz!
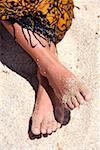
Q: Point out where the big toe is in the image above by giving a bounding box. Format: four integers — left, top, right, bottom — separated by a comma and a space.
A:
32, 128, 40, 135
79, 85, 92, 101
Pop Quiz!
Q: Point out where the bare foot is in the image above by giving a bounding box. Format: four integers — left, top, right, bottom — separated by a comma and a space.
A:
31, 70, 61, 135
43, 62, 92, 110
38, 43, 92, 110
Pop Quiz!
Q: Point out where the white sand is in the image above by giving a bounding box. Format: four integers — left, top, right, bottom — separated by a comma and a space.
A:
0, 0, 100, 149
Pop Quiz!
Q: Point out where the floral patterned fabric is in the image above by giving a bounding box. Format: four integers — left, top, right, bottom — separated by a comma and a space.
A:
0, 0, 74, 46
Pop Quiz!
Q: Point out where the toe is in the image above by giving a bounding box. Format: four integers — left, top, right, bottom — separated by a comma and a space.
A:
52, 120, 60, 132
75, 92, 85, 105
31, 117, 41, 135
67, 99, 75, 110
85, 93, 92, 101
52, 121, 57, 132
40, 122, 47, 134
47, 122, 53, 134
47, 127, 52, 134
79, 85, 92, 101
57, 123, 61, 129
32, 128, 40, 135
71, 96, 79, 107
41, 128, 47, 134
80, 90, 92, 101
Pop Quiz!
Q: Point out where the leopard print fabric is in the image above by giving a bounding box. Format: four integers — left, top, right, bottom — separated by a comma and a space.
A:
0, 0, 74, 46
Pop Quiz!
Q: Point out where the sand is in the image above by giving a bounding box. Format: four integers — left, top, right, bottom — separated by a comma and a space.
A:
0, 0, 100, 149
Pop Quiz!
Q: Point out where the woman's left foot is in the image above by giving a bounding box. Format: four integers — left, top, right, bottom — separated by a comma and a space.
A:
31, 71, 61, 135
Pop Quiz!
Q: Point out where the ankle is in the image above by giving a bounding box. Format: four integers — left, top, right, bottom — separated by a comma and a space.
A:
37, 53, 59, 77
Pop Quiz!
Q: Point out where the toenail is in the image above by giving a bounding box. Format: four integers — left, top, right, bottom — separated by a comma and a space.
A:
41, 129, 46, 134
47, 129, 52, 134
75, 102, 79, 107
33, 128, 40, 135
85, 94, 91, 101
53, 127, 57, 132
70, 104, 75, 109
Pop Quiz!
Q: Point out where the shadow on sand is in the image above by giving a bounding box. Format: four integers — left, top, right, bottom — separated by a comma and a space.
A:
0, 23, 71, 140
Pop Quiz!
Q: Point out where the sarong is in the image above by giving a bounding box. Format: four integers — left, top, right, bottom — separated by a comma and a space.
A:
0, 0, 74, 46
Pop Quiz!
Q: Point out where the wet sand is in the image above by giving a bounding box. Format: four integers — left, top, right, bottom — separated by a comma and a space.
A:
0, 0, 100, 149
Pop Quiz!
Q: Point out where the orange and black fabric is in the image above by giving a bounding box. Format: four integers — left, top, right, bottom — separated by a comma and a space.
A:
0, 0, 74, 46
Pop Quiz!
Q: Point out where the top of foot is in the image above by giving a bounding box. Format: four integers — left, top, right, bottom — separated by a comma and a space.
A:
43, 63, 92, 110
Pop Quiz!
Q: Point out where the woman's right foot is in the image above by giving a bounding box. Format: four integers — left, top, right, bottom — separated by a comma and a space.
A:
38, 43, 92, 110
43, 62, 92, 109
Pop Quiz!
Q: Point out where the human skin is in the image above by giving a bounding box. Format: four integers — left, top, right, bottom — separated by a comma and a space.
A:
1, 21, 92, 135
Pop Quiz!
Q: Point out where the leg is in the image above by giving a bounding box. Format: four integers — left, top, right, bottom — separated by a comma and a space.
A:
2, 21, 92, 112
31, 43, 69, 135
31, 69, 61, 135
1, 21, 62, 135
1, 21, 59, 75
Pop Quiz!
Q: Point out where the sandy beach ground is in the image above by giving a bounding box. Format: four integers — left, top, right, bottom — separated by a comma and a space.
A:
0, 0, 100, 149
